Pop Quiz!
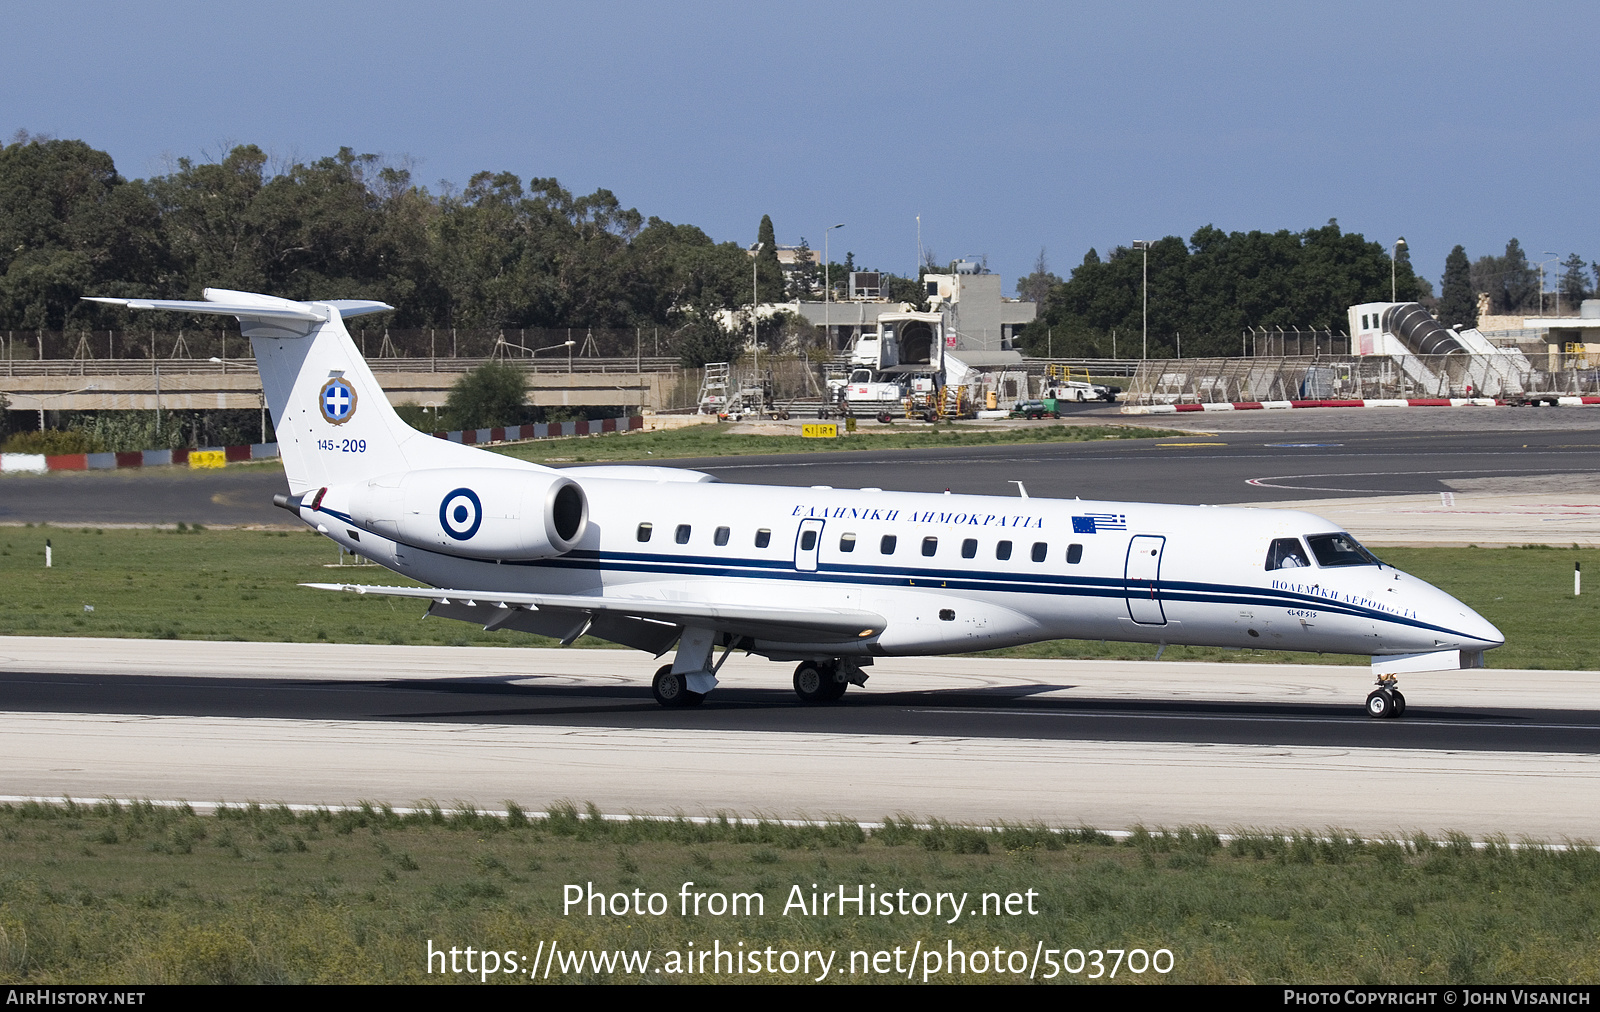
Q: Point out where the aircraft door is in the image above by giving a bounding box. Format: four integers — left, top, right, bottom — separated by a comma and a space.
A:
794, 519, 825, 572
1124, 535, 1167, 625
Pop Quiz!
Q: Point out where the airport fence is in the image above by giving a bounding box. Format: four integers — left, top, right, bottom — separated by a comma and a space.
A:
0, 327, 686, 369
1123, 354, 1600, 404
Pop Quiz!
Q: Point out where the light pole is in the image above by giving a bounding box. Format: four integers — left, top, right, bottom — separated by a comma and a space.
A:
825, 222, 845, 349
1391, 237, 1406, 302
532, 339, 576, 375
750, 242, 763, 377
19, 384, 97, 431
1131, 240, 1151, 360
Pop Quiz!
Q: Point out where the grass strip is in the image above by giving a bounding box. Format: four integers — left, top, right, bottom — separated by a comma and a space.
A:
489, 420, 1186, 464
0, 528, 1591, 668
0, 800, 1593, 984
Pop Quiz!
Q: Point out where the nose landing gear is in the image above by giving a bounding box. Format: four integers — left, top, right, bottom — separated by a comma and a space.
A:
1365, 675, 1406, 719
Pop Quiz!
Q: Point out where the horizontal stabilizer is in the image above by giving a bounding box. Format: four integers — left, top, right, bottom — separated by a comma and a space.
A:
304, 582, 887, 642
83, 288, 393, 323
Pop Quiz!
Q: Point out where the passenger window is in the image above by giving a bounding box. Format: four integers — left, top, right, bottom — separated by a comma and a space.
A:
1066, 543, 1083, 564
1265, 537, 1311, 571
961, 538, 977, 559
996, 540, 1012, 561
799, 529, 818, 551
1031, 542, 1047, 563
880, 534, 897, 555
636, 522, 653, 543
839, 533, 856, 553
714, 526, 730, 546
755, 529, 771, 548
922, 536, 938, 557
675, 524, 691, 544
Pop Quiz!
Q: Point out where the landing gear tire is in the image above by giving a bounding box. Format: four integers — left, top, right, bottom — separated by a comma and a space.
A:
653, 664, 705, 708
1390, 690, 1406, 717
821, 666, 848, 701
794, 661, 842, 704
1365, 689, 1395, 719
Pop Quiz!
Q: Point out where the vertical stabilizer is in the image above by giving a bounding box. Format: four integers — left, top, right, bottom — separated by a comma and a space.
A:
82, 289, 543, 494
244, 306, 459, 492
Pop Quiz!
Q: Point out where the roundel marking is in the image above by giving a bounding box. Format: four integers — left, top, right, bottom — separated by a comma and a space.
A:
439, 488, 483, 541
320, 378, 358, 425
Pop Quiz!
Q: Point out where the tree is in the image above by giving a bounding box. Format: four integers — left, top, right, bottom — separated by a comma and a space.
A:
786, 236, 818, 299
674, 316, 743, 367
754, 214, 783, 303
1035, 221, 1410, 358
1437, 245, 1476, 329
880, 271, 928, 311
442, 361, 528, 429
1392, 242, 1420, 302
1472, 239, 1537, 315
1015, 247, 1061, 309
1559, 253, 1590, 311
0, 134, 165, 330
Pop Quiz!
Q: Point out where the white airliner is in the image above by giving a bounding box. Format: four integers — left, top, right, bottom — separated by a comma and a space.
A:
88, 289, 1504, 717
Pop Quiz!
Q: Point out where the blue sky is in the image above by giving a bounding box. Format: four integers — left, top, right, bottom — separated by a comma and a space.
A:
7, 1, 1595, 295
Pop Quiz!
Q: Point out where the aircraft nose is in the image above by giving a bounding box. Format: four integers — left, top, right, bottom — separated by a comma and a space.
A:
1441, 595, 1503, 649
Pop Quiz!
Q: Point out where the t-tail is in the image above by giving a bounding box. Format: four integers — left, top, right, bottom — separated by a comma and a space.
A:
83, 289, 542, 493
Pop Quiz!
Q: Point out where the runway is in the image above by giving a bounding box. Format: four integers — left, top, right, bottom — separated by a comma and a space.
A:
1, 409, 1597, 836
1, 638, 1596, 838
4, 408, 1600, 527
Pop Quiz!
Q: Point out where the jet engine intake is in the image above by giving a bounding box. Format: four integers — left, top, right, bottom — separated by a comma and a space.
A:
328, 467, 588, 560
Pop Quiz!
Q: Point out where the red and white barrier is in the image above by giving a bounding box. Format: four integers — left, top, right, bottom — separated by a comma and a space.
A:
0, 442, 279, 474
1120, 397, 1600, 415
0, 415, 645, 473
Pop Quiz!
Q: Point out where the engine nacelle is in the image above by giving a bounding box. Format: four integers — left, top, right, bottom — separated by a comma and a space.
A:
314, 467, 588, 560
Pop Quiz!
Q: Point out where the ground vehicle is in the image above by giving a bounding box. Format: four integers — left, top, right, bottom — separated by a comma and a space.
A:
1043, 364, 1120, 403
1011, 399, 1060, 419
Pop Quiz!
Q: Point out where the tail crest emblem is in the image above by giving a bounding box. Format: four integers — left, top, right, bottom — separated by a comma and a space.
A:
320, 378, 358, 425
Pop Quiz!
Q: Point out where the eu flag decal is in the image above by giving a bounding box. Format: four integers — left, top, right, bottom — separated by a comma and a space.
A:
1073, 513, 1127, 534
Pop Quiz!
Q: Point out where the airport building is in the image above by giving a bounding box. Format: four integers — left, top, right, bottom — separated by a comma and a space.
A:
785, 265, 1037, 359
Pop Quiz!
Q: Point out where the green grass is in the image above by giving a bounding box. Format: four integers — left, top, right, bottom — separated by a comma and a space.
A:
0, 801, 1593, 984
0, 528, 1594, 667
489, 420, 1186, 464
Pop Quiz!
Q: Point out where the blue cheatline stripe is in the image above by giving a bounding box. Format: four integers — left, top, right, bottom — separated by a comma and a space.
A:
306, 514, 1480, 642
503, 550, 1471, 641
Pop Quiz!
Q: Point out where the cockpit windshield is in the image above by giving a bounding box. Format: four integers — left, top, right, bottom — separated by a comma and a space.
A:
1305, 532, 1384, 568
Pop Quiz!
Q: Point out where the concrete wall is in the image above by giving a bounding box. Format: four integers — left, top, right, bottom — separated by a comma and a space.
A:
0, 369, 676, 412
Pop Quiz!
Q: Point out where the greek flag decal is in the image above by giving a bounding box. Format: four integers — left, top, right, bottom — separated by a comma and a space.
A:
1072, 513, 1128, 534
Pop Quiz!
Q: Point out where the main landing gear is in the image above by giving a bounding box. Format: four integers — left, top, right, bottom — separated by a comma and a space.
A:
1365, 674, 1407, 719
792, 659, 868, 704
653, 665, 705, 707
647, 632, 872, 707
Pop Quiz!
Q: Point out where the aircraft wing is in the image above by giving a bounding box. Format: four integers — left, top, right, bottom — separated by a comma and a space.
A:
303, 582, 886, 644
